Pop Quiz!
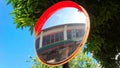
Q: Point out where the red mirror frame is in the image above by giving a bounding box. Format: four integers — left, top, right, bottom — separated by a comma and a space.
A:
34, 1, 90, 66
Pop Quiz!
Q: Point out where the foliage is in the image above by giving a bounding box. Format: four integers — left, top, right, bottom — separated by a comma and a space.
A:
29, 52, 98, 68
6, 0, 120, 67
80, 0, 120, 68
69, 52, 98, 68
29, 57, 61, 68
6, 0, 60, 34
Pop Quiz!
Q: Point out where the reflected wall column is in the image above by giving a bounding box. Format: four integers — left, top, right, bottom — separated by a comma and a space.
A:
64, 25, 67, 40
63, 25, 69, 68
64, 25, 69, 58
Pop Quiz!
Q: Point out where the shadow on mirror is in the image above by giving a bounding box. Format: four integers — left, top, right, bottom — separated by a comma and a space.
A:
35, 7, 87, 64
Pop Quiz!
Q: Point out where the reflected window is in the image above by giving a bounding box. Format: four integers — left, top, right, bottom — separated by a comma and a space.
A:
42, 32, 64, 46
55, 33, 59, 42
67, 30, 72, 39
59, 32, 64, 40
71, 29, 76, 39
76, 30, 81, 38
35, 37, 40, 50
51, 34, 55, 43
80, 29, 85, 37
43, 36, 50, 46
46, 36, 50, 45
67, 29, 84, 40
43, 36, 47, 46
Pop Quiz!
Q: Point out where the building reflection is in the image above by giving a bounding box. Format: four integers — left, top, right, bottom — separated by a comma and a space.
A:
35, 23, 85, 64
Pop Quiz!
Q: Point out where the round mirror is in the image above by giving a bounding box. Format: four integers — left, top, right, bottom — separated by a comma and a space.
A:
34, 1, 90, 66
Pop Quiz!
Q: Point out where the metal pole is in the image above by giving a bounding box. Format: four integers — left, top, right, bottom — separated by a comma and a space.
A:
62, 63, 69, 68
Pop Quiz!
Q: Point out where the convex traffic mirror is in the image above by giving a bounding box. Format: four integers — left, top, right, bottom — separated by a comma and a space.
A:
34, 1, 90, 66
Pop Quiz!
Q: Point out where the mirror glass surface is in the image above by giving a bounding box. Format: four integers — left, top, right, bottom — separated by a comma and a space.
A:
35, 7, 88, 64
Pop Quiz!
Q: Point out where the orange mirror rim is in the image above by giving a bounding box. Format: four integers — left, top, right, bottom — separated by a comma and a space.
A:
34, 1, 90, 66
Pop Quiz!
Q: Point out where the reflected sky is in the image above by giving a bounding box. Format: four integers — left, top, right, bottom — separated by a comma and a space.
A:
42, 7, 87, 30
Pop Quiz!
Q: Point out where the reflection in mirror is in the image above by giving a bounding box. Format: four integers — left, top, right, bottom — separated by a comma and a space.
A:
42, 7, 87, 30
35, 7, 88, 64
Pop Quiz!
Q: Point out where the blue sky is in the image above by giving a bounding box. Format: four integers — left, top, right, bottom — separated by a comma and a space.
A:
0, 1, 35, 68
43, 7, 87, 29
